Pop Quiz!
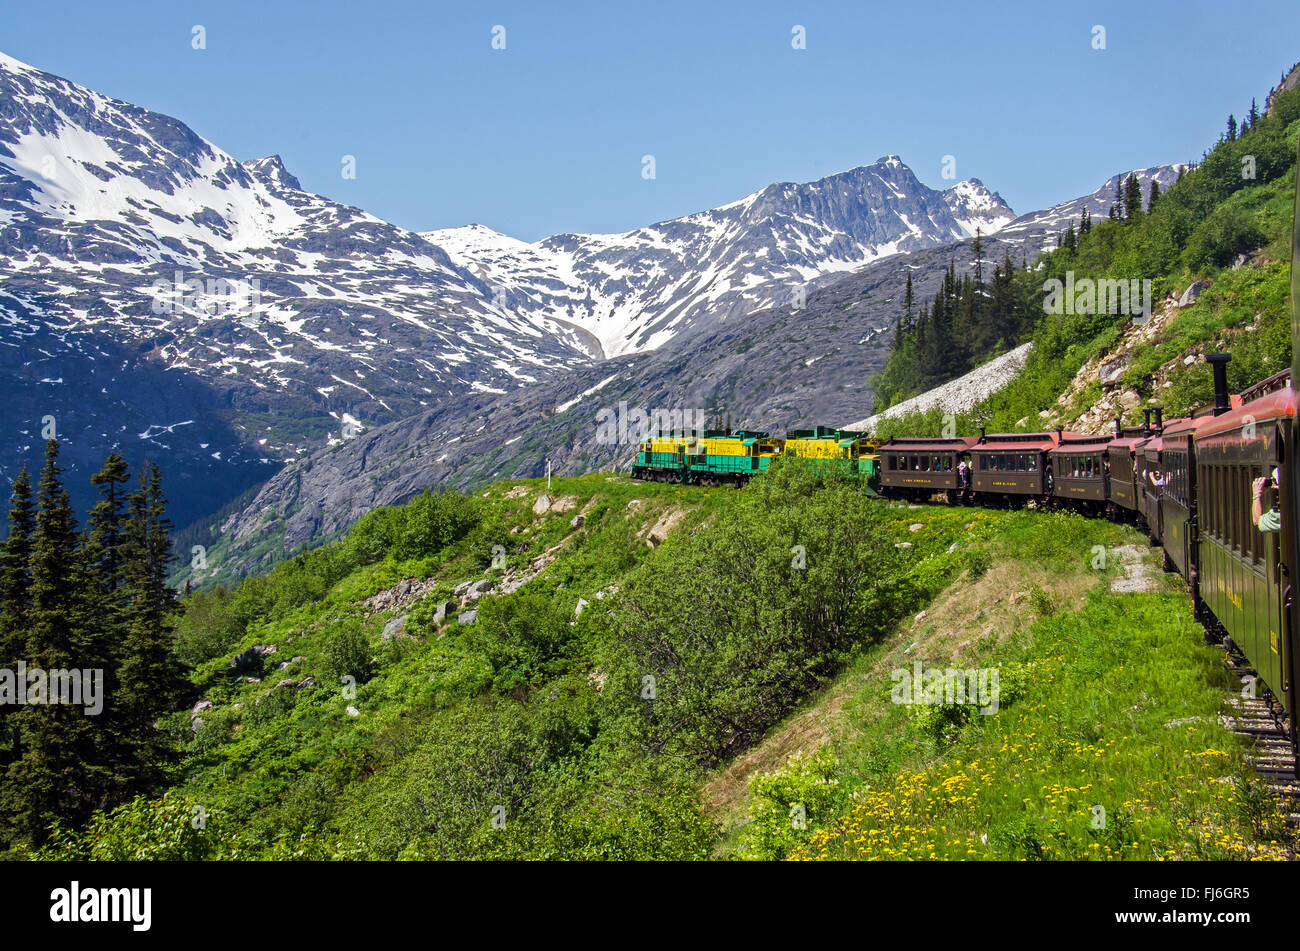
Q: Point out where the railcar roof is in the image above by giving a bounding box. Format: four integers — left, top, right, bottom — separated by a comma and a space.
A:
975, 431, 1077, 451
1107, 436, 1149, 449
879, 436, 980, 451
1193, 386, 1298, 440
1051, 437, 1113, 454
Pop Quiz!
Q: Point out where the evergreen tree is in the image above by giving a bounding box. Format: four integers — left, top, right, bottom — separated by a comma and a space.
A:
1248, 98, 1259, 129
1079, 209, 1092, 236
1147, 180, 1161, 214
115, 462, 184, 794
3, 441, 101, 844
1226, 114, 1238, 141
81, 453, 134, 794
972, 228, 985, 290
0, 468, 34, 771
1123, 173, 1143, 221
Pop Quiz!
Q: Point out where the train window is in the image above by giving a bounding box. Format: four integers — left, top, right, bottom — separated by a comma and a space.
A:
1240, 465, 1249, 551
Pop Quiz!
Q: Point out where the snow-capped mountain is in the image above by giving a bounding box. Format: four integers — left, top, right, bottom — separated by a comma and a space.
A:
0, 51, 597, 525
996, 164, 1189, 251
425, 156, 1015, 358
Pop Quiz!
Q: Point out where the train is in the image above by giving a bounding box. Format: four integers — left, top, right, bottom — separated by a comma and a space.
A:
632, 134, 1300, 772
633, 426, 880, 487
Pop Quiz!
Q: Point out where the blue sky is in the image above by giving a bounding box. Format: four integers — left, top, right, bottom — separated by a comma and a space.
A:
5, 0, 1299, 241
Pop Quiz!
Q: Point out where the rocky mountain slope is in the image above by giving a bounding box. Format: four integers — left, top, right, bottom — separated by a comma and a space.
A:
0, 51, 596, 525
425, 157, 1015, 358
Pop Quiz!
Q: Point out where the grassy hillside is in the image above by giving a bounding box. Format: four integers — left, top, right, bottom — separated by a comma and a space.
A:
16, 461, 1291, 860
871, 82, 1300, 438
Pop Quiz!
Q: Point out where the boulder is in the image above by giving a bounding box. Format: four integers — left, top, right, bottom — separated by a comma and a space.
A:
533, 494, 552, 515
909, 523, 924, 532
645, 508, 685, 547
570, 514, 585, 529
277, 679, 296, 689
192, 700, 213, 715
190, 717, 203, 734
1178, 280, 1209, 308
1098, 354, 1130, 386
453, 579, 475, 598
297, 676, 315, 690
458, 609, 479, 625
346, 705, 360, 718
229, 647, 265, 674
505, 485, 530, 499
382, 613, 408, 641
466, 579, 495, 601
574, 598, 590, 617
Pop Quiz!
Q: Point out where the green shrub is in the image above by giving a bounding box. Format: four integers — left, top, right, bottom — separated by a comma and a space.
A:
738, 748, 842, 860
29, 790, 241, 860
322, 618, 372, 685
394, 490, 481, 561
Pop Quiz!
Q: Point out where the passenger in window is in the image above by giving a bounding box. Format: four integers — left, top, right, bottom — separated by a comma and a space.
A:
1253, 468, 1281, 533
1149, 468, 1165, 489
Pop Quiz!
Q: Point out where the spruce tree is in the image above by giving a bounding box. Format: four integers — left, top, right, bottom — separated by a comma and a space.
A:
81, 452, 134, 795
1248, 98, 1259, 129
1147, 180, 1161, 214
1123, 174, 1143, 221
115, 462, 184, 794
1226, 114, 1237, 141
3, 441, 101, 844
0, 467, 34, 772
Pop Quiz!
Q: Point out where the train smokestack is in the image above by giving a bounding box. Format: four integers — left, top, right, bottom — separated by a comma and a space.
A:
1207, 353, 1232, 416
978, 425, 986, 443
1152, 406, 1163, 430
1142, 409, 1152, 435
1114, 416, 1123, 438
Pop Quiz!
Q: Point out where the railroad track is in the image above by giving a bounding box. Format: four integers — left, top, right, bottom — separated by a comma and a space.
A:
1219, 649, 1300, 848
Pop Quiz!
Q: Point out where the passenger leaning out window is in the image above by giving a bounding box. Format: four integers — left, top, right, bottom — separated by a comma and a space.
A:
1253, 468, 1281, 533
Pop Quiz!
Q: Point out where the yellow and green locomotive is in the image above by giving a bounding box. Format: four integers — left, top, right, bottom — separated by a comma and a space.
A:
633, 426, 880, 488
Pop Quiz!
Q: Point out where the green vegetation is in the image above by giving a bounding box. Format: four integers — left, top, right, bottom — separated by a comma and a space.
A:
872, 80, 1300, 432
729, 511, 1291, 860
11, 458, 1286, 861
